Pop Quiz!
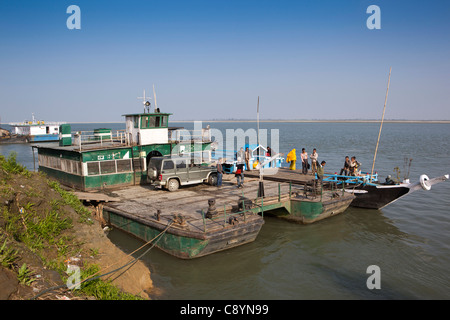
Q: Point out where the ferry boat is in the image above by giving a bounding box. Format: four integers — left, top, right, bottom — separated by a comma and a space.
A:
9, 113, 65, 142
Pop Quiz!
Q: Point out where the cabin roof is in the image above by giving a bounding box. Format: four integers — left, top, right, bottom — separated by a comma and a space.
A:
122, 112, 172, 117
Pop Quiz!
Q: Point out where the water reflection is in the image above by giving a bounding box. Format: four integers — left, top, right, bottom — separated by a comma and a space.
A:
107, 205, 443, 299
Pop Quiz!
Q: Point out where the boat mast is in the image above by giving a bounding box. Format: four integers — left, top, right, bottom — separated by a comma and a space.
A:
137, 90, 151, 113
370, 67, 392, 182
257, 96, 260, 156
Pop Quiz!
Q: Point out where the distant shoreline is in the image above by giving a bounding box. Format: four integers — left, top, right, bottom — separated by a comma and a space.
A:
171, 119, 450, 124
2, 119, 450, 125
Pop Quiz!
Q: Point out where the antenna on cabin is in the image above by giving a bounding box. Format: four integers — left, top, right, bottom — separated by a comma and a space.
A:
137, 90, 152, 113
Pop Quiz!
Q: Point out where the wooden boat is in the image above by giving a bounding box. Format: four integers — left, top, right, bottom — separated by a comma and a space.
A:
324, 173, 449, 209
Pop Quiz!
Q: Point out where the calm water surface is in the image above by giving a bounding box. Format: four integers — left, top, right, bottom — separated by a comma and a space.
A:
1, 122, 449, 299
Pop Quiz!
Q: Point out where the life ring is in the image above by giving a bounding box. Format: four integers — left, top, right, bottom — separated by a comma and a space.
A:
419, 174, 431, 191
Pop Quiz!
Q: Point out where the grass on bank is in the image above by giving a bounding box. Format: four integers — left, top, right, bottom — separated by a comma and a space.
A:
0, 152, 142, 300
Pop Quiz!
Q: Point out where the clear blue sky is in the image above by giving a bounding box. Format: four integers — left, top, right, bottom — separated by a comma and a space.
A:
1, 0, 449, 122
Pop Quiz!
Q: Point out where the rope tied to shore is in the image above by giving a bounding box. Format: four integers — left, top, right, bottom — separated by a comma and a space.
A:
30, 220, 174, 300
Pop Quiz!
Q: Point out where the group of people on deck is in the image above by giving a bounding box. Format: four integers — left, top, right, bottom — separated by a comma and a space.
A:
299, 148, 361, 177
300, 148, 320, 175
216, 145, 363, 189
339, 156, 362, 177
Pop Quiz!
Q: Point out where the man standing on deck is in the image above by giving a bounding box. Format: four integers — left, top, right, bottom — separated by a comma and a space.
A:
316, 160, 326, 193
310, 148, 318, 173
301, 148, 309, 174
245, 147, 251, 171
216, 158, 223, 187
235, 157, 245, 188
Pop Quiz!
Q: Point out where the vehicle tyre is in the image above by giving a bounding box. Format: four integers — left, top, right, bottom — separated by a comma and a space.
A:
167, 178, 180, 192
148, 167, 157, 180
208, 173, 218, 186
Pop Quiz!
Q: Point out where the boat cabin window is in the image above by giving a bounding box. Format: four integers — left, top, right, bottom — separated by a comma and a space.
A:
142, 116, 150, 128
137, 114, 169, 129
161, 116, 167, 127
133, 116, 139, 128
141, 115, 159, 129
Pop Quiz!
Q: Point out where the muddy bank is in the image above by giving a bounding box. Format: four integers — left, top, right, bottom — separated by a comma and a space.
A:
0, 153, 153, 300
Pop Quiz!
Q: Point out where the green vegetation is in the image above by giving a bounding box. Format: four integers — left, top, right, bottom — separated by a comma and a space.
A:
0, 152, 143, 300
0, 152, 31, 178
17, 263, 36, 286
47, 179, 92, 224
72, 264, 142, 300
0, 238, 19, 269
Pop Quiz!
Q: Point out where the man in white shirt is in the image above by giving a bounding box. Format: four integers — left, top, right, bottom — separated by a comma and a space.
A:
310, 148, 318, 174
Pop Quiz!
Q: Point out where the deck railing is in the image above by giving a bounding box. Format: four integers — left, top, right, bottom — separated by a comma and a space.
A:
72, 129, 128, 150
322, 172, 379, 186
199, 181, 300, 233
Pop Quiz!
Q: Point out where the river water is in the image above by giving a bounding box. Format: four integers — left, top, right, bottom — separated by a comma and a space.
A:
1, 121, 449, 299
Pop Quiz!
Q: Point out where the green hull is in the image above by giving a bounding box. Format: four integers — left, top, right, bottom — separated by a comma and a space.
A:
277, 196, 354, 224
251, 193, 355, 224
104, 207, 264, 259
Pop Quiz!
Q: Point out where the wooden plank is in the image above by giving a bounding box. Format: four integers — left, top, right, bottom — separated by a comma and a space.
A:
243, 167, 315, 184
72, 191, 119, 202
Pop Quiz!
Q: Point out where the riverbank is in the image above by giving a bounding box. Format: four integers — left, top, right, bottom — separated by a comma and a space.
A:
0, 152, 153, 300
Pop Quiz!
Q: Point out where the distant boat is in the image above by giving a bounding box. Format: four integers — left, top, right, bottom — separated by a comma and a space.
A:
8, 113, 65, 142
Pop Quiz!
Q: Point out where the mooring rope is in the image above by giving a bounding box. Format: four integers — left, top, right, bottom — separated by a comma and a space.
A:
30, 220, 174, 300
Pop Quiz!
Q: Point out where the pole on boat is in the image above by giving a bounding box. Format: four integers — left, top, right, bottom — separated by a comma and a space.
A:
370, 67, 392, 182
257, 96, 260, 153
256, 96, 265, 197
